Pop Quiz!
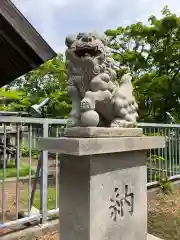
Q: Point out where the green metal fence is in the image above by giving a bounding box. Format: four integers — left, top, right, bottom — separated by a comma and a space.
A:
0, 117, 180, 231
138, 123, 180, 186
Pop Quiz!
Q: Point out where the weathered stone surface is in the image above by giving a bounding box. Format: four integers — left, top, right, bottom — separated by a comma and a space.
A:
38, 134, 165, 240
60, 150, 147, 240
65, 32, 139, 128
65, 127, 143, 138
38, 130, 165, 240
38, 136, 165, 156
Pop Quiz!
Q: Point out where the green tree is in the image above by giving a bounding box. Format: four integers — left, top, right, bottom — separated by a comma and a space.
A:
8, 54, 71, 118
0, 88, 29, 111
105, 5, 180, 122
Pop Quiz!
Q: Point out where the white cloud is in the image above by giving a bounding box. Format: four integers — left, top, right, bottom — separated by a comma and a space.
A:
11, 0, 180, 53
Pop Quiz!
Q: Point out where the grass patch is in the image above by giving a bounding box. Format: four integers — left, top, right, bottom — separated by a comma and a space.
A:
0, 161, 35, 179
21, 187, 58, 210
21, 143, 40, 159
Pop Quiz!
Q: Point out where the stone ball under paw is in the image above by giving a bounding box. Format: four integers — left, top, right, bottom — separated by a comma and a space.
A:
81, 110, 99, 127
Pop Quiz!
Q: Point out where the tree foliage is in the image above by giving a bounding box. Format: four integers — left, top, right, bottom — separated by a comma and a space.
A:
2, 6, 180, 122
105, 5, 180, 122
6, 54, 70, 117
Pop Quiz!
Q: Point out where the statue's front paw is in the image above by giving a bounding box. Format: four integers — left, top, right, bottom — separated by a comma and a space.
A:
67, 117, 80, 127
80, 98, 95, 111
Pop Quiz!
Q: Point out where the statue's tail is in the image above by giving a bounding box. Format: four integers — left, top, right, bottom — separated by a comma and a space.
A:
118, 74, 133, 99
120, 74, 132, 84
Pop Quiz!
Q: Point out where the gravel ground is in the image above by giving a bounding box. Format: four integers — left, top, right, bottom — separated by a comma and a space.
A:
0, 181, 29, 236
36, 231, 59, 240
0, 159, 57, 237
148, 188, 180, 240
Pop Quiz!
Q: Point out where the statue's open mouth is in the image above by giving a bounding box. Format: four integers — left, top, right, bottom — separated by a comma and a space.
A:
75, 47, 101, 58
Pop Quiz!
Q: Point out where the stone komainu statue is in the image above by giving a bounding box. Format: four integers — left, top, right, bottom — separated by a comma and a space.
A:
65, 32, 138, 128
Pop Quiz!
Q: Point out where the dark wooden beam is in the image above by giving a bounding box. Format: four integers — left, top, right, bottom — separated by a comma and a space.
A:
0, 29, 37, 69
0, 0, 57, 62
0, 0, 57, 86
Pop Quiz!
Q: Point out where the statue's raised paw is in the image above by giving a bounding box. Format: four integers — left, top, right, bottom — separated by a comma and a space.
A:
80, 98, 95, 111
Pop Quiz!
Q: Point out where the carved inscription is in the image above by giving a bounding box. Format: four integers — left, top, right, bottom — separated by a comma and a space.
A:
109, 185, 134, 221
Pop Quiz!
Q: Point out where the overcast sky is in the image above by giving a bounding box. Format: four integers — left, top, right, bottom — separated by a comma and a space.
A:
12, 0, 180, 53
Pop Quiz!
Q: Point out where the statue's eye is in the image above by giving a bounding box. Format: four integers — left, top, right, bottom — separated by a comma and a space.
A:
77, 32, 85, 39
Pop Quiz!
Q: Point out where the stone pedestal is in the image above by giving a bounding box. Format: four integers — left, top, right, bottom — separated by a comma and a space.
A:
38, 127, 165, 240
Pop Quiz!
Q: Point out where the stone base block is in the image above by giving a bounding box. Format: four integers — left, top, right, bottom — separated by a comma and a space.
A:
60, 151, 147, 240
38, 135, 165, 156
38, 132, 165, 240
64, 127, 143, 138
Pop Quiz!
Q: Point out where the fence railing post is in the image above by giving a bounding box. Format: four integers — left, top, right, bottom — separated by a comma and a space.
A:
40, 122, 48, 224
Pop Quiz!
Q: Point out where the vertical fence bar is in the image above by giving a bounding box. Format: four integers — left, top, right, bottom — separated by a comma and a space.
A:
164, 128, 168, 178
161, 128, 165, 174
55, 126, 59, 209
149, 127, 153, 182
40, 122, 48, 224
28, 124, 32, 215
168, 127, 172, 177
1, 124, 7, 223
144, 127, 152, 183
172, 127, 175, 176
157, 127, 161, 180
174, 128, 178, 174
16, 124, 20, 219
153, 127, 156, 181
177, 128, 179, 175
177, 128, 180, 175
